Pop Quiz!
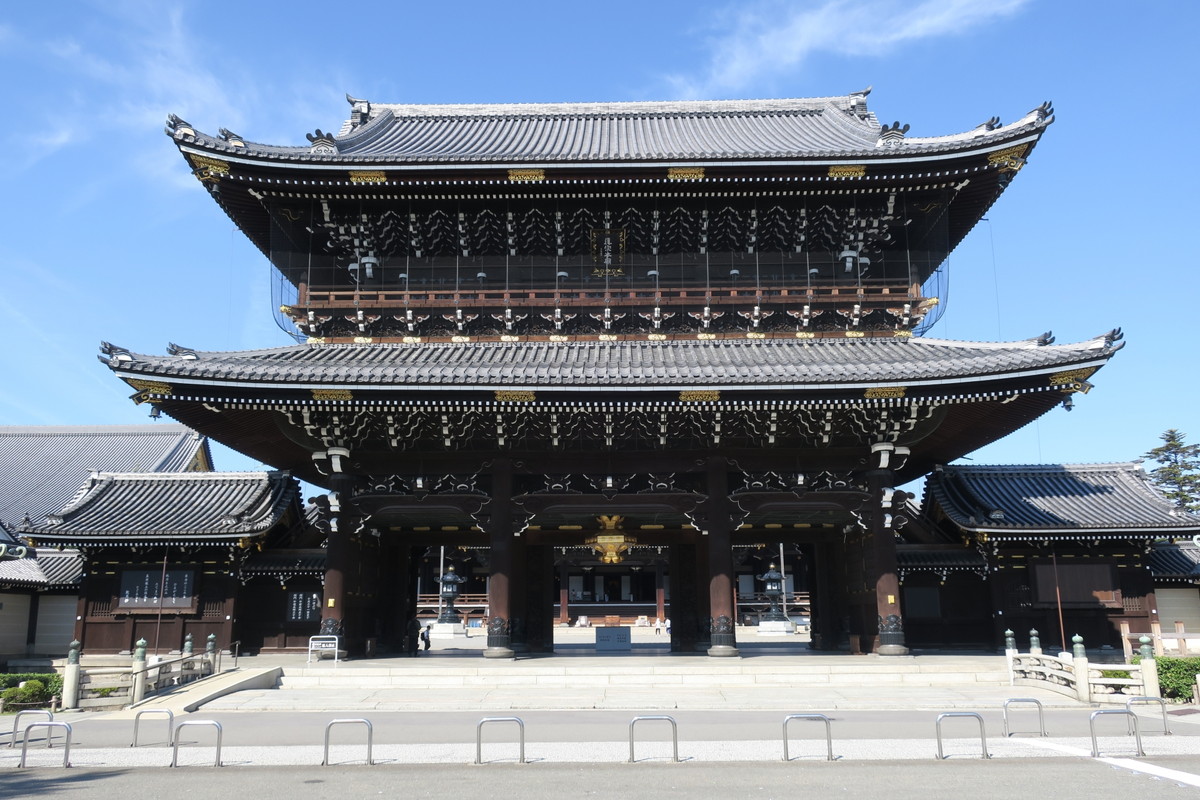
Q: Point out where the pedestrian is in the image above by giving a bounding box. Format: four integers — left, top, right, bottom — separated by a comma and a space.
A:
654, 617, 663, 635
407, 617, 421, 657
421, 624, 432, 652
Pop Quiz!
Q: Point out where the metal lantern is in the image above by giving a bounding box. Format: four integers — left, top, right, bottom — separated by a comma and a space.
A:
438, 564, 467, 624
757, 563, 787, 622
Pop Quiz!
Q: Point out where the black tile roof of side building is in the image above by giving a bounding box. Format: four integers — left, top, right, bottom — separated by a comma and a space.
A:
925, 462, 1200, 536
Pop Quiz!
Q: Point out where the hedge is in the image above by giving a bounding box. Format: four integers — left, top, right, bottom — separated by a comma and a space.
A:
1154, 656, 1200, 702
0, 672, 63, 710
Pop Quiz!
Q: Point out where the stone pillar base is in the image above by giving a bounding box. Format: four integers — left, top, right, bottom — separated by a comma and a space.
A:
876, 643, 910, 656
483, 646, 515, 659
706, 644, 741, 658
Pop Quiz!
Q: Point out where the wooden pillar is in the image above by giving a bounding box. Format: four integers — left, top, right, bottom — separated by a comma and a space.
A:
558, 558, 571, 626
320, 475, 358, 643
523, 545, 554, 653
484, 459, 515, 658
668, 543, 699, 652
868, 444, 908, 655
706, 457, 739, 657
654, 558, 666, 624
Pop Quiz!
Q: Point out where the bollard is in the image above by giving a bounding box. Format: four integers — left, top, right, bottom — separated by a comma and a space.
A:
1002, 698, 1048, 737
1029, 629, 1041, 655
782, 714, 835, 761
1072, 634, 1086, 659
171, 720, 223, 767
475, 717, 525, 765
1090, 710, 1144, 758
9, 710, 53, 749
935, 712, 990, 760
322, 718, 374, 766
628, 715, 679, 763
132, 709, 175, 747
18, 722, 72, 768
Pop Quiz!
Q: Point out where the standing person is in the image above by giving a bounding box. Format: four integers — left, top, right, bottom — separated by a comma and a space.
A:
407, 617, 421, 657
654, 617, 663, 635
421, 624, 432, 653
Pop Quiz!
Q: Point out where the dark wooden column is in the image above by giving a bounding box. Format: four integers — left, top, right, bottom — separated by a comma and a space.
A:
868, 443, 908, 656
705, 457, 739, 657
484, 458, 516, 658
558, 557, 571, 626
654, 558, 666, 624
523, 545, 555, 653
668, 543, 699, 652
320, 474, 359, 644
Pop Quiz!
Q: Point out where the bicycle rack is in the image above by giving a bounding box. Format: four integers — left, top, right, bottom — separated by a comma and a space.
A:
1090, 709, 1144, 758
475, 717, 525, 764
935, 712, 990, 760
322, 718, 374, 766
782, 714, 835, 761
171, 720, 223, 767
1125, 696, 1171, 736
131, 709, 175, 747
628, 715, 679, 763
18, 722, 72, 768
8, 709, 53, 748
1002, 698, 1048, 737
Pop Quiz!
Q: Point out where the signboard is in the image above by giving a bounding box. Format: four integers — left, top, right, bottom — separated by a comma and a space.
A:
595, 626, 632, 651
117, 570, 196, 612
288, 591, 322, 622
590, 228, 626, 277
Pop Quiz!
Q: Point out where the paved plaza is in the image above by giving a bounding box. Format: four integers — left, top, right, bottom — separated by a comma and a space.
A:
3, 631, 1199, 797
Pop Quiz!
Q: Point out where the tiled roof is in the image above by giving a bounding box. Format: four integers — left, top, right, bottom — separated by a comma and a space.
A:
17, 471, 299, 544
0, 425, 210, 528
103, 333, 1120, 393
897, 547, 987, 570
241, 550, 326, 577
1148, 542, 1200, 580
925, 463, 1200, 536
0, 550, 81, 590
173, 93, 1053, 166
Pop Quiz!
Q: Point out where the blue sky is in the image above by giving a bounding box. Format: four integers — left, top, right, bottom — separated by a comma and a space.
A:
0, 0, 1195, 476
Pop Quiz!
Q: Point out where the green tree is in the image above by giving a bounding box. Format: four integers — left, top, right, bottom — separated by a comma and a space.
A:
1144, 429, 1200, 512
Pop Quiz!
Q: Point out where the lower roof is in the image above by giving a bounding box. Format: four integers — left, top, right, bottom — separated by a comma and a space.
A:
104, 332, 1121, 394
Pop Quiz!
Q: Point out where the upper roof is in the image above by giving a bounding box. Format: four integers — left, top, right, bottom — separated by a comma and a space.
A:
925, 462, 1200, 537
17, 471, 299, 545
0, 425, 211, 528
168, 91, 1054, 167
102, 332, 1120, 395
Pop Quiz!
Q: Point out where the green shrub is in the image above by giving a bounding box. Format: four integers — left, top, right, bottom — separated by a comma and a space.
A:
1154, 656, 1200, 701
1, 679, 47, 707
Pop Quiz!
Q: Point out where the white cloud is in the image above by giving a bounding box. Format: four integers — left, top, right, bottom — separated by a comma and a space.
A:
665, 0, 1032, 98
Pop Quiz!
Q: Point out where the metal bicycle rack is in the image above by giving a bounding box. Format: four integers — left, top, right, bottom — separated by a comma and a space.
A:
8, 709, 53, 748
1124, 696, 1171, 736
1002, 698, 1048, 737
782, 714, 835, 762
171, 720, 224, 767
628, 715, 679, 763
18, 722, 72, 768
1090, 709, 1144, 758
935, 712, 990, 760
322, 718, 374, 766
131, 709, 175, 747
475, 717, 525, 765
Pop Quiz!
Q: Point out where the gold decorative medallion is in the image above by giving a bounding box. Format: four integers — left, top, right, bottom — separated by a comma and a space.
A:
312, 389, 353, 401
647, 333, 667, 341
796, 331, 816, 339
402, 336, 422, 344
500, 335, 520, 342
893, 330, 913, 338
845, 330, 866, 338
549, 335, 569, 342
697, 332, 716, 340
599, 334, 618, 341
348, 170, 387, 183
495, 390, 536, 402
353, 336, 373, 344
507, 169, 545, 182
679, 390, 720, 402
126, 379, 173, 395
746, 332, 766, 339
306, 337, 327, 344
987, 144, 1029, 173
1048, 367, 1097, 385
828, 165, 866, 178
667, 167, 705, 181
451, 335, 471, 343
865, 387, 907, 399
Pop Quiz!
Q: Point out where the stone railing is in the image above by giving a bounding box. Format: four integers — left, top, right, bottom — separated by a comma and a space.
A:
1006, 629, 1160, 705
60, 633, 219, 711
